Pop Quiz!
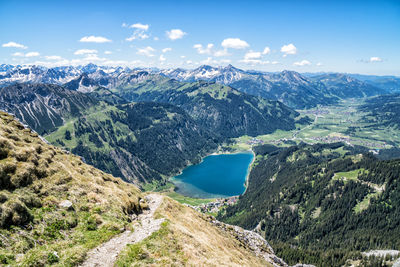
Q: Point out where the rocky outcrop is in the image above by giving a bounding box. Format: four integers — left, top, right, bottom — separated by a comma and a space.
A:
207, 216, 288, 267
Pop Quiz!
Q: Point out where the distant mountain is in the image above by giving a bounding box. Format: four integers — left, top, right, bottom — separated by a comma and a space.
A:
0, 83, 97, 134
0, 64, 131, 89
1, 63, 395, 108
0, 65, 81, 87
220, 142, 400, 266
63, 69, 153, 92
349, 74, 400, 93
310, 73, 387, 98
162, 65, 338, 109
113, 76, 299, 138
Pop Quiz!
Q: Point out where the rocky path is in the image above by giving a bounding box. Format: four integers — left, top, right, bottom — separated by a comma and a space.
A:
80, 194, 164, 267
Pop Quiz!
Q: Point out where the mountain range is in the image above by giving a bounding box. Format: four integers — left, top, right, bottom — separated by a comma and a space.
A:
1, 63, 397, 109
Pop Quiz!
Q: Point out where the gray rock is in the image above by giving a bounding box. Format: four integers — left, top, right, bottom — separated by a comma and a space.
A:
59, 200, 73, 210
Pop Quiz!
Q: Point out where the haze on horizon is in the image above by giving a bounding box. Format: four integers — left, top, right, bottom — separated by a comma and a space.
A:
0, 0, 399, 76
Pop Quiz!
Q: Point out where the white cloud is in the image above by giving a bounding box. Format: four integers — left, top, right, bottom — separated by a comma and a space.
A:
214, 49, 229, 57
281, 43, 297, 55
166, 29, 186, 40
74, 49, 98, 55
162, 47, 172, 53
136, 46, 155, 57
219, 59, 231, 64
126, 32, 149, 41
12, 52, 24, 57
130, 23, 149, 31
271, 61, 280, 65
180, 55, 186, 59
244, 51, 262, 60
240, 59, 269, 65
125, 23, 150, 42
193, 43, 214, 55
370, 56, 382, 62
153, 37, 159, 41
194, 43, 229, 57
221, 38, 249, 49
201, 57, 232, 65
159, 54, 166, 61
293, 60, 311, 66
25, 52, 40, 57
104, 51, 112, 55
316, 62, 323, 66
82, 54, 106, 62
79, 36, 111, 43
45, 55, 63, 60
262, 46, 271, 55
2, 41, 27, 49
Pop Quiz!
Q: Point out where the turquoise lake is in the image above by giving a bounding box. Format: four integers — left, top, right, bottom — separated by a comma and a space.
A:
171, 152, 254, 199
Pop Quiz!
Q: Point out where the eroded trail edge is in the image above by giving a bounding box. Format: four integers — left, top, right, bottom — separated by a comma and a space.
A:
80, 194, 164, 267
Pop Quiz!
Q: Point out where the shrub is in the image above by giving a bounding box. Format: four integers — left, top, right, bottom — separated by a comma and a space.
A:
0, 199, 32, 228
47, 252, 59, 264
86, 216, 98, 231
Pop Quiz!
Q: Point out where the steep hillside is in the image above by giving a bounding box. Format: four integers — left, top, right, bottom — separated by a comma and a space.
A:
115, 196, 286, 266
358, 93, 400, 129
219, 143, 400, 266
0, 111, 143, 265
114, 77, 299, 138
45, 101, 218, 184
0, 83, 97, 134
0, 83, 218, 185
310, 73, 386, 98
0, 111, 284, 266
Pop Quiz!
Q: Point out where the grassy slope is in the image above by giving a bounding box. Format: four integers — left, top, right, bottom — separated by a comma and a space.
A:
0, 111, 143, 266
116, 197, 273, 266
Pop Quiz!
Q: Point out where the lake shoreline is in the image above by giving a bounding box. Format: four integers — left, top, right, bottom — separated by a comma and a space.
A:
170, 149, 254, 199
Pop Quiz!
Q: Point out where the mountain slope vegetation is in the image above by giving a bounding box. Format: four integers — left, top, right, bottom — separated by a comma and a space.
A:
45, 101, 218, 185
113, 77, 299, 138
359, 93, 400, 129
0, 111, 144, 265
219, 143, 400, 266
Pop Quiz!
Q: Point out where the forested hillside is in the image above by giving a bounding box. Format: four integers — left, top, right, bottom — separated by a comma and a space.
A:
220, 143, 400, 266
46, 101, 218, 185
113, 77, 299, 138
359, 93, 400, 129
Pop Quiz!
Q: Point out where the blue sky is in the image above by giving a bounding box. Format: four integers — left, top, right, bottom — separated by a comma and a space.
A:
0, 0, 399, 75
